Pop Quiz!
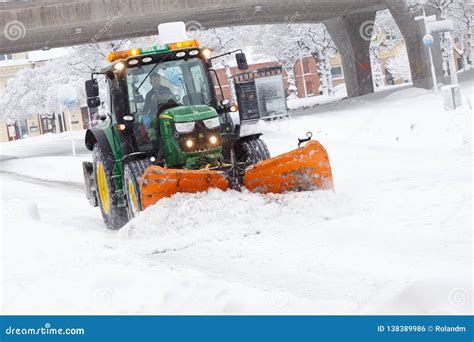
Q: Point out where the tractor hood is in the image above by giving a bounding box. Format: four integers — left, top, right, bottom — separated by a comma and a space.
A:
161, 105, 218, 123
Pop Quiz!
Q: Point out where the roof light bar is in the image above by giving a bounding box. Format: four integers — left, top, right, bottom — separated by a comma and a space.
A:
168, 39, 199, 50
106, 40, 201, 62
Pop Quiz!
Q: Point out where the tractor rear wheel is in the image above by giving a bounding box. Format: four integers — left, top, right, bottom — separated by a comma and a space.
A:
92, 144, 128, 230
123, 159, 152, 220
235, 137, 271, 167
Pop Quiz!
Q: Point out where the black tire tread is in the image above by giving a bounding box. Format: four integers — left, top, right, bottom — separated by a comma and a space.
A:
123, 159, 152, 219
92, 144, 128, 230
236, 137, 271, 167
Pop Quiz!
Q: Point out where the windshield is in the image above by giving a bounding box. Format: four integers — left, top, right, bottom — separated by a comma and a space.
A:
125, 58, 213, 153
126, 58, 213, 116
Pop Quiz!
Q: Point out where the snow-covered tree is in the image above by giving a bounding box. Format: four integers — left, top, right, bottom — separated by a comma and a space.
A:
448, 0, 474, 70
0, 40, 132, 120
371, 10, 401, 88
417, 0, 473, 73
370, 43, 386, 89
386, 52, 412, 81
303, 25, 338, 96
196, 23, 339, 97
257, 23, 339, 97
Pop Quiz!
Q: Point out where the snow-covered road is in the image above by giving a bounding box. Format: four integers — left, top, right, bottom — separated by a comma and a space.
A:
1, 74, 472, 315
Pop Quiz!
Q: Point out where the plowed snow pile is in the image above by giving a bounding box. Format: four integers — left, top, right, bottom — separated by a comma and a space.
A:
120, 189, 349, 253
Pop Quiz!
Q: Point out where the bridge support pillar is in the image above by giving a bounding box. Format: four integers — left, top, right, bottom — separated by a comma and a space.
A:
325, 12, 377, 98
384, 1, 444, 90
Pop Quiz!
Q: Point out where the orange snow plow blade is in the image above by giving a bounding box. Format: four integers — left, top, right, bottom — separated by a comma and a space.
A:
140, 166, 229, 209
243, 140, 334, 194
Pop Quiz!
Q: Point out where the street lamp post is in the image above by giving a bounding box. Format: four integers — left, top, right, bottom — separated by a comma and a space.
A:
415, 8, 439, 92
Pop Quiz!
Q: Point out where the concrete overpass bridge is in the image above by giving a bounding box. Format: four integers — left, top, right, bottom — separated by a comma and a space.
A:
0, 0, 444, 97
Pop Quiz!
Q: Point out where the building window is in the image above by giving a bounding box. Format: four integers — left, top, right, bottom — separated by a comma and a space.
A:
331, 66, 344, 79
303, 59, 311, 74
0, 54, 13, 61
385, 69, 395, 86
305, 79, 314, 95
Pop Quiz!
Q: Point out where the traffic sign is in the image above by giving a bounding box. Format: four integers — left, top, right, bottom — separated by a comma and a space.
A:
423, 34, 434, 47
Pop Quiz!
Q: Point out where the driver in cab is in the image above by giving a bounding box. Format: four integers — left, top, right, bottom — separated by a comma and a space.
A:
142, 72, 174, 115
138, 72, 174, 146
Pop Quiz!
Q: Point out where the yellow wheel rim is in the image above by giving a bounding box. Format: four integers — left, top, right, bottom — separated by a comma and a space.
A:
128, 180, 139, 214
96, 162, 110, 214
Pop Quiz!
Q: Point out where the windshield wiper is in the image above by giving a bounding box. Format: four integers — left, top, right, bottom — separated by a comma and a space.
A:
137, 63, 159, 92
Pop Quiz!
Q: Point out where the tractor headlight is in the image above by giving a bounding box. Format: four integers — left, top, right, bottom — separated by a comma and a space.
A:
185, 139, 194, 148
203, 117, 220, 129
209, 135, 218, 145
175, 121, 195, 133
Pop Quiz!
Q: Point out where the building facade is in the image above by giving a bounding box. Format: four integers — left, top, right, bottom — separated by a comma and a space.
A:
0, 51, 87, 142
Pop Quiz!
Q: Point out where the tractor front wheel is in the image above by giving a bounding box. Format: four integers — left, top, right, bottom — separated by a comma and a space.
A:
123, 159, 152, 220
235, 137, 271, 167
92, 144, 128, 230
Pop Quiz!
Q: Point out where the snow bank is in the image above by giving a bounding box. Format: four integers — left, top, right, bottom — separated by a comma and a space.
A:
261, 85, 471, 156
1, 130, 85, 148
0, 156, 87, 184
119, 189, 349, 254
287, 94, 346, 110
0, 130, 87, 159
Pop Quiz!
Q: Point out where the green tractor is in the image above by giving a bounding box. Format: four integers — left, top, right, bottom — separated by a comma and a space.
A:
82, 35, 334, 230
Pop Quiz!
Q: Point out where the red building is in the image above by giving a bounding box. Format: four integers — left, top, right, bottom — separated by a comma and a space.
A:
293, 56, 320, 97
211, 56, 321, 102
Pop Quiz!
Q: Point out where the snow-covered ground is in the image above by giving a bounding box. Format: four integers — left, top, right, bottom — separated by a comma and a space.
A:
0, 130, 87, 161
287, 84, 348, 110
1, 72, 472, 315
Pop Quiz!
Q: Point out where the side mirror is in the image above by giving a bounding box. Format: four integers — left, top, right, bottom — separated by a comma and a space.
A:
85, 79, 99, 97
87, 97, 101, 108
236, 52, 248, 70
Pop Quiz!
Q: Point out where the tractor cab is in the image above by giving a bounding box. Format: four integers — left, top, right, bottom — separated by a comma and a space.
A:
85, 39, 246, 170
